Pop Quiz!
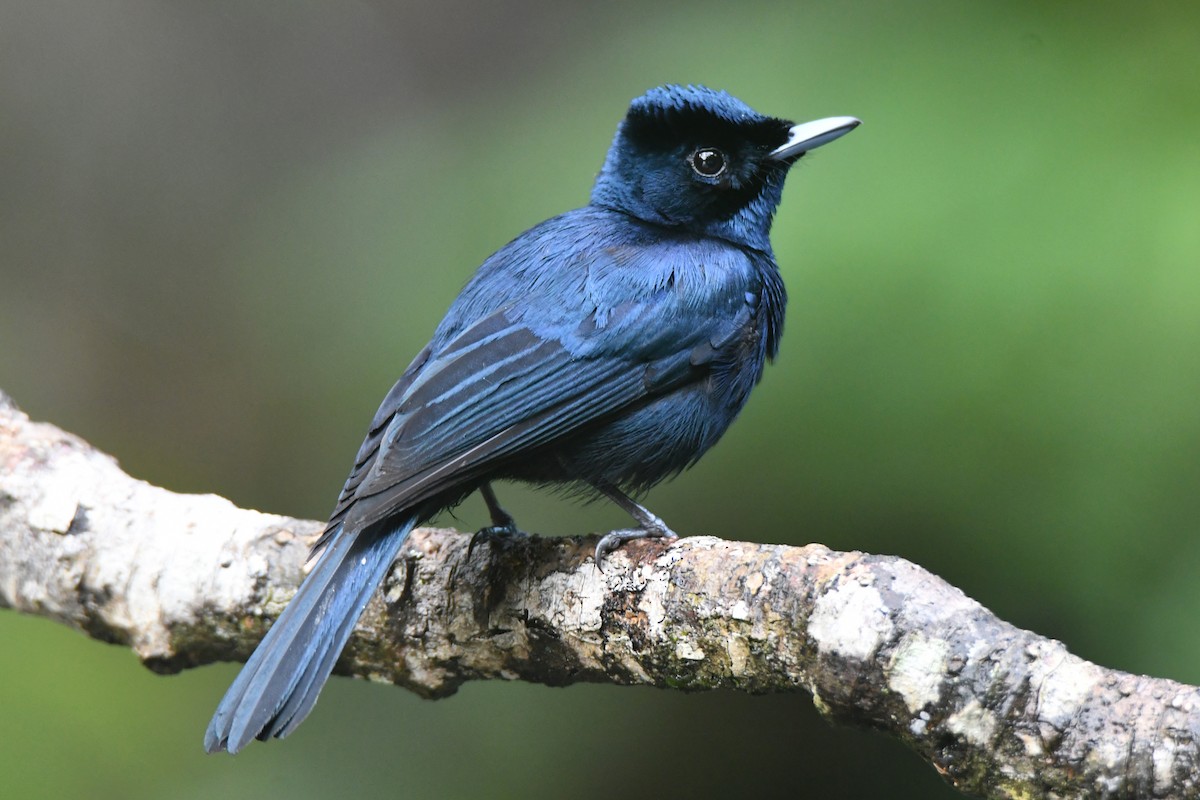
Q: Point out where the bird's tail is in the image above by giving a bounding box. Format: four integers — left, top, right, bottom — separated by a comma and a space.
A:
204, 515, 416, 754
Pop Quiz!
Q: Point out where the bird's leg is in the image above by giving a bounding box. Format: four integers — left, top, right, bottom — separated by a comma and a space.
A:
591, 480, 679, 568
479, 482, 519, 533
468, 483, 522, 557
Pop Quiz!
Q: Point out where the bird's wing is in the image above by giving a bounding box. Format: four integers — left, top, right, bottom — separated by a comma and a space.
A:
318, 287, 753, 546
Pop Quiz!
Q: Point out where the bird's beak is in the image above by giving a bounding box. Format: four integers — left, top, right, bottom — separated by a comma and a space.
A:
769, 116, 861, 161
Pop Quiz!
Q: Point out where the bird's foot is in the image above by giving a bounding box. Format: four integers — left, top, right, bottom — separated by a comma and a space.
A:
469, 483, 526, 558
594, 523, 678, 571
467, 521, 524, 558
587, 478, 680, 570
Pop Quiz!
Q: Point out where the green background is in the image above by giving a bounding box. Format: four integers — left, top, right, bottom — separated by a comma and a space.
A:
2, 1, 1198, 797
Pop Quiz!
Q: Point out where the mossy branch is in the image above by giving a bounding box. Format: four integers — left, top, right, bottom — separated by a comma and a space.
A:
1, 389, 1197, 799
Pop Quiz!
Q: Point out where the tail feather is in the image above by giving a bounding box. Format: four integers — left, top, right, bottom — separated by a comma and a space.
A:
263, 526, 404, 741
204, 516, 416, 754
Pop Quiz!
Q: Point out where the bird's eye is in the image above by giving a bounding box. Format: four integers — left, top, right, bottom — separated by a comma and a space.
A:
689, 148, 727, 178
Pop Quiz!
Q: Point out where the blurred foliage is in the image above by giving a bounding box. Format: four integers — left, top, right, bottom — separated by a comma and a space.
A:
2, 1, 1199, 798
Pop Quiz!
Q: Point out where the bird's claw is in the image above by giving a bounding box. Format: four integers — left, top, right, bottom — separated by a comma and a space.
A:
467, 522, 522, 558
593, 525, 679, 571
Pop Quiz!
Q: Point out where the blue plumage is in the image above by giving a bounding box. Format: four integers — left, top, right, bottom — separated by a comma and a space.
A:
205, 85, 858, 753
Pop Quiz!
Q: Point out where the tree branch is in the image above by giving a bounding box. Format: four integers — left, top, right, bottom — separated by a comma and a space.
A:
1, 388, 1196, 798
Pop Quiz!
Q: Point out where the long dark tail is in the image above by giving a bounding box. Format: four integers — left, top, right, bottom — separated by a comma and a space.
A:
204, 515, 416, 754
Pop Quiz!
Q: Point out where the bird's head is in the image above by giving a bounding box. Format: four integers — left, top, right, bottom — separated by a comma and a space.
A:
591, 85, 859, 251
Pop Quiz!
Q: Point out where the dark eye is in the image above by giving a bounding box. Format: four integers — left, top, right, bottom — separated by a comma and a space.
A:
689, 148, 726, 178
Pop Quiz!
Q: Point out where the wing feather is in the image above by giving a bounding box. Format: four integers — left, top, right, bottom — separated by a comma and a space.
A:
321, 304, 707, 541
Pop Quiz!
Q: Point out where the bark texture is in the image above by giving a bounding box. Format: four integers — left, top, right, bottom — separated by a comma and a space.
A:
1, 389, 1197, 799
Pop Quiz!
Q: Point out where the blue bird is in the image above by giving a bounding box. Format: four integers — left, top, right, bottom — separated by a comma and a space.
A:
204, 85, 858, 753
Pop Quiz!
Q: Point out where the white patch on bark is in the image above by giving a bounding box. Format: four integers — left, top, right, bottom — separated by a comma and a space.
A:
1017, 731, 1044, 757
1153, 736, 1178, 794
1088, 737, 1127, 794
728, 599, 751, 621
946, 699, 997, 745
26, 467, 83, 533
1033, 643, 1099, 729
639, 564, 670, 639
808, 580, 893, 661
535, 566, 604, 634
888, 632, 948, 712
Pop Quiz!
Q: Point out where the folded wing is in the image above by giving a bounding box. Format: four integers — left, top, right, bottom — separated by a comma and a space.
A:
318, 289, 750, 547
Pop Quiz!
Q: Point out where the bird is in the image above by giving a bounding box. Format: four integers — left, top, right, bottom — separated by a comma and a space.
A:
204, 84, 859, 754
